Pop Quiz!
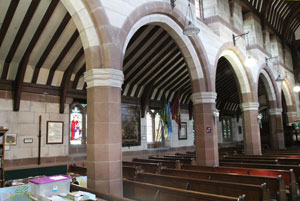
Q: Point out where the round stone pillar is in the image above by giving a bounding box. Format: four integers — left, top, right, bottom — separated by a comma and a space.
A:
192, 92, 219, 166
269, 108, 285, 149
84, 68, 124, 196
241, 102, 262, 155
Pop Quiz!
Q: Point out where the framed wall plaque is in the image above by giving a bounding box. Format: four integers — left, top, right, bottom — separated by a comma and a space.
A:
47, 121, 64, 144
24, 138, 33, 143
5, 134, 17, 145
179, 122, 187, 140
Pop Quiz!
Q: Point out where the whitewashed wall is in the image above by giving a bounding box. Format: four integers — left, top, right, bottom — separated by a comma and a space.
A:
122, 111, 194, 152
0, 98, 69, 160
217, 116, 243, 144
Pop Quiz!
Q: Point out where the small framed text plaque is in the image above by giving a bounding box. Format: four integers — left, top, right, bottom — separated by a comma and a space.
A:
46, 121, 64, 144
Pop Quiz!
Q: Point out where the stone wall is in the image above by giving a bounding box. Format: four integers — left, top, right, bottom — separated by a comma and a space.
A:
122, 111, 195, 159
217, 116, 243, 144
0, 95, 70, 169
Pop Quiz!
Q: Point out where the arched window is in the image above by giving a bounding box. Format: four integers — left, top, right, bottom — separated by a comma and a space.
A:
70, 104, 86, 145
146, 110, 164, 145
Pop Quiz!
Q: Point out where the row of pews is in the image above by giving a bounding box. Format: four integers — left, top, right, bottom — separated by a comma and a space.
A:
123, 150, 300, 201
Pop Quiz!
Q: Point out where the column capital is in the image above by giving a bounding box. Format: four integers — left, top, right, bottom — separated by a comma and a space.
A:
269, 108, 282, 115
240, 102, 259, 111
84, 68, 124, 89
192, 92, 217, 104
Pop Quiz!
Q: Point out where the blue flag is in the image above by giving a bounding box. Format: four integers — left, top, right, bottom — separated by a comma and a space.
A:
166, 102, 172, 139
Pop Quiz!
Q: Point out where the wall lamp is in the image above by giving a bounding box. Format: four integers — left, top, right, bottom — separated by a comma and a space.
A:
232, 31, 249, 46
293, 86, 300, 92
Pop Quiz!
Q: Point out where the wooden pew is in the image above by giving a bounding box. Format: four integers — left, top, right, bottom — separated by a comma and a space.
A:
219, 161, 300, 182
68, 165, 87, 176
220, 158, 279, 164
123, 178, 245, 201
160, 168, 287, 201
222, 155, 300, 166
149, 156, 194, 164
70, 183, 133, 201
220, 162, 298, 201
123, 166, 139, 179
123, 161, 161, 173
132, 158, 179, 169
132, 171, 271, 201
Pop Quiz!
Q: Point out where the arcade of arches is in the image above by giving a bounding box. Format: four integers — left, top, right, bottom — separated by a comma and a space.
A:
0, 0, 300, 197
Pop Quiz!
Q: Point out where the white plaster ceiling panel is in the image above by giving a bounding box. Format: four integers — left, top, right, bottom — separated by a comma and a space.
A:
0, 0, 11, 28
13, 0, 51, 64
41, 20, 77, 70
0, 0, 30, 61
57, 38, 82, 71
29, 2, 68, 66
51, 70, 64, 87
36, 68, 50, 85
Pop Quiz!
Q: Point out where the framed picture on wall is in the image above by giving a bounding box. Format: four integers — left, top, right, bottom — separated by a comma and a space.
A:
47, 121, 64, 144
5, 134, 17, 145
179, 122, 187, 140
121, 105, 141, 147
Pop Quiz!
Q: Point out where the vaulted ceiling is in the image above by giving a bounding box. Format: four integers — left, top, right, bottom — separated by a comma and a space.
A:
0, 0, 85, 112
216, 57, 241, 114
122, 25, 192, 106
0, 0, 299, 114
241, 0, 300, 44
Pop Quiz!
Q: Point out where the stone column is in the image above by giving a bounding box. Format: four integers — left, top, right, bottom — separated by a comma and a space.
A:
269, 108, 285, 149
287, 111, 298, 125
84, 68, 124, 196
241, 102, 262, 155
192, 92, 219, 166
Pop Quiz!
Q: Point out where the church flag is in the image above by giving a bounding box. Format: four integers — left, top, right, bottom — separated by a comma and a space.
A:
171, 93, 181, 133
166, 102, 172, 139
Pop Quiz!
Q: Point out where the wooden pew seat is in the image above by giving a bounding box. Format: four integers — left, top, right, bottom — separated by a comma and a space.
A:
123, 178, 245, 201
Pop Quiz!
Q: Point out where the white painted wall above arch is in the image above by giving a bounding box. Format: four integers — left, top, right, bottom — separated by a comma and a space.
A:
220, 49, 251, 95
121, 14, 205, 82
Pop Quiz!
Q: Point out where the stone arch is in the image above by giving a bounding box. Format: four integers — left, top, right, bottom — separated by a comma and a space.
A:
61, 0, 115, 70
119, 1, 212, 92
282, 80, 297, 124
257, 67, 278, 107
218, 49, 253, 102
282, 80, 295, 107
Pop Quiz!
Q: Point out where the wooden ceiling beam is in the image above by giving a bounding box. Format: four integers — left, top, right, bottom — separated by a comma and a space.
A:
32, 13, 71, 83
59, 48, 84, 113
133, 51, 183, 97
0, 0, 20, 47
46, 30, 79, 85
124, 34, 172, 78
13, 0, 59, 111
123, 26, 160, 68
125, 39, 175, 96
72, 64, 86, 89
1, 0, 41, 80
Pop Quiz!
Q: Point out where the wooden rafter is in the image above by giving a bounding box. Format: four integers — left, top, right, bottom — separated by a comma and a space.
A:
1, 0, 41, 80
59, 48, 84, 113
13, 0, 60, 111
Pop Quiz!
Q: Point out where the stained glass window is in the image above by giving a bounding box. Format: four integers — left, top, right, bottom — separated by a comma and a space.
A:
70, 106, 83, 145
